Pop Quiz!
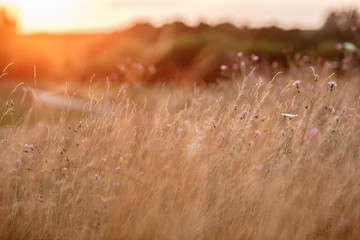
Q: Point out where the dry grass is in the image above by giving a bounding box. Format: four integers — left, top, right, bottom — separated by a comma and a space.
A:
0, 66, 360, 240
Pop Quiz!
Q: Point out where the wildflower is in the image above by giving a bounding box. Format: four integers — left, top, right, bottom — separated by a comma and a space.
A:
282, 113, 298, 120
35, 194, 43, 202
292, 80, 301, 87
328, 81, 337, 87
62, 167, 68, 175
308, 128, 320, 137
237, 51, 243, 57
166, 123, 172, 127
204, 120, 209, 125
220, 65, 228, 71
219, 132, 225, 139
251, 55, 259, 61
336, 43, 343, 50
254, 130, 261, 137
327, 106, 335, 111
94, 174, 100, 180
211, 120, 216, 128
248, 140, 254, 146
232, 64, 239, 70
113, 182, 120, 187
328, 81, 337, 91
24, 144, 34, 151
115, 166, 121, 172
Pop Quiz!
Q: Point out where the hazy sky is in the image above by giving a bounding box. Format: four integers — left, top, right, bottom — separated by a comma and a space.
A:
1, 0, 359, 33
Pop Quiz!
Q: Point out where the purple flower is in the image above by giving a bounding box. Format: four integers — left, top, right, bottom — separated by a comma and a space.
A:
24, 144, 34, 151
220, 65, 228, 71
237, 52, 243, 57
336, 43, 343, 50
219, 132, 225, 139
251, 55, 259, 61
328, 81, 337, 87
115, 166, 121, 172
254, 130, 261, 137
94, 174, 100, 180
292, 80, 301, 87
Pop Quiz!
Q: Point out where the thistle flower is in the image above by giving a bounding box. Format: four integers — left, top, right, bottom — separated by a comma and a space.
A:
62, 167, 68, 175
292, 80, 301, 87
254, 130, 261, 137
328, 81, 337, 91
35, 194, 43, 202
336, 43, 343, 50
211, 120, 216, 128
220, 65, 228, 71
328, 81, 337, 87
251, 55, 259, 61
219, 132, 225, 139
24, 144, 34, 151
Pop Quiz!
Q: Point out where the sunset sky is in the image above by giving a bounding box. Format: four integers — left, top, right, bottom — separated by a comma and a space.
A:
1, 0, 359, 33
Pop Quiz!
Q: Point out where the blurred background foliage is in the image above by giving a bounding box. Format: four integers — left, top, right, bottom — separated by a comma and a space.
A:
0, 8, 359, 84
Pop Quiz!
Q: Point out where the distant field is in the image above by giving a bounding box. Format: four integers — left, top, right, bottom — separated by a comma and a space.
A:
0, 60, 360, 239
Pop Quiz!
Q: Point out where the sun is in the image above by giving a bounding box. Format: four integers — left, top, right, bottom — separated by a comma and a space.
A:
1, 0, 80, 32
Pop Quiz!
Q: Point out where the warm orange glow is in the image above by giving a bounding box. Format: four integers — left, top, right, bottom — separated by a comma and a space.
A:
1, 0, 359, 33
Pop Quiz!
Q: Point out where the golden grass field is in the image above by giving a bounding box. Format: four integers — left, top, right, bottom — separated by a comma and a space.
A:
0, 62, 360, 239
